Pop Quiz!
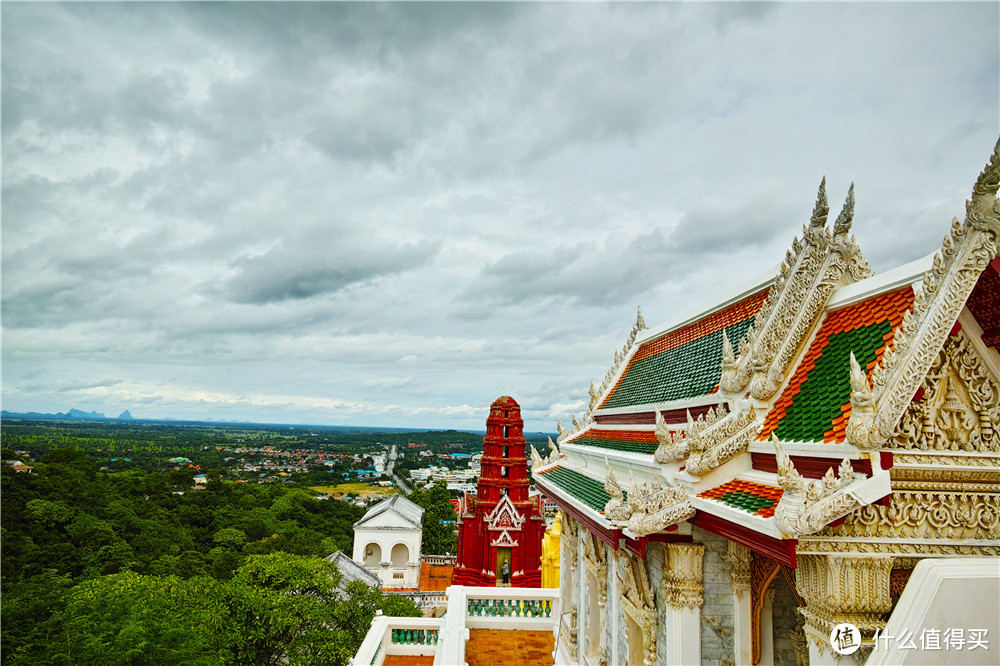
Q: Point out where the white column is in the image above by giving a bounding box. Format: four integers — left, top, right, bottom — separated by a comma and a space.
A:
662, 543, 705, 666
723, 542, 752, 666
609, 549, 620, 666
759, 587, 776, 666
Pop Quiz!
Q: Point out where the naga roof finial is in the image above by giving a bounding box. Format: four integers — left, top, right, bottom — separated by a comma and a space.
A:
972, 136, 1000, 199
833, 182, 855, 236
809, 176, 830, 228
635, 306, 647, 331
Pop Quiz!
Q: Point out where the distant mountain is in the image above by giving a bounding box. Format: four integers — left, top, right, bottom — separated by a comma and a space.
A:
117, 410, 134, 420
2, 408, 109, 421
67, 408, 107, 420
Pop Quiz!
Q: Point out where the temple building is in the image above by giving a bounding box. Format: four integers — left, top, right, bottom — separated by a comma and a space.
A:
452, 396, 547, 587
531, 141, 1000, 665
351, 140, 1000, 666
352, 494, 425, 589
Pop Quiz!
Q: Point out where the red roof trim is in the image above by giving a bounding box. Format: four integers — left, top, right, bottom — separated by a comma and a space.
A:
689, 511, 797, 568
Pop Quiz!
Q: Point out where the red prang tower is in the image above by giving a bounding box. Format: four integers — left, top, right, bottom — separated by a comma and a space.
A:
452, 396, 545, 587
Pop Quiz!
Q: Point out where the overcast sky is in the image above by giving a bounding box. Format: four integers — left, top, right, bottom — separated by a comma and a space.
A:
2, 2, 997, 430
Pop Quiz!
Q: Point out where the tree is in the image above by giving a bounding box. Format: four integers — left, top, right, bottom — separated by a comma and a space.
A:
407, 482, 458, 555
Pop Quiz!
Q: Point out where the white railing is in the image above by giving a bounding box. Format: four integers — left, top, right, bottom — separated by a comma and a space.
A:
352, 586, 560, 666
394, 590, 449, 609
351, 613, 443, 666
421, 554, 457, 566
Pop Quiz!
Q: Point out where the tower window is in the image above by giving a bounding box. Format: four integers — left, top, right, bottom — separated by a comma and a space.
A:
503, 426, 509, 437
503, 446, 509, 458
501, 466, 509, 478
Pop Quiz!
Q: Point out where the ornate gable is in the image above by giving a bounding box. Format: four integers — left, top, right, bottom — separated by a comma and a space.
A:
890, 330, 999, 452
486, 493, 525, 532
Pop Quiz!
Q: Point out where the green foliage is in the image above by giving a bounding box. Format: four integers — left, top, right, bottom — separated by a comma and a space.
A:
407, 481, 458, 556
1, 444, 382, 665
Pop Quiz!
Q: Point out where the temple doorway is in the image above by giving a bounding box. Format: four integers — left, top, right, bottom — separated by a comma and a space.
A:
496, 547, 511, 586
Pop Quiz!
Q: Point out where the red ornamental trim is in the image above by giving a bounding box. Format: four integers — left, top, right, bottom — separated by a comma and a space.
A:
750, 453, 872, 479
624, 532, 693, 559
594, 403, 721, 425
688, 511, 797, 568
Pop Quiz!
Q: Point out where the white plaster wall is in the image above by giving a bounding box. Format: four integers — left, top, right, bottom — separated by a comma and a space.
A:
352, 527, 422, 588
695, 527, 736, 666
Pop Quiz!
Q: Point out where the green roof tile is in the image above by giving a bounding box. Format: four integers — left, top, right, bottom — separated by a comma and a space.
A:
536, 466, 623, 514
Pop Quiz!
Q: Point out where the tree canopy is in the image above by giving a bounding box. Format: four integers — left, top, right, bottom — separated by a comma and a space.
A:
1, 450, 419, 665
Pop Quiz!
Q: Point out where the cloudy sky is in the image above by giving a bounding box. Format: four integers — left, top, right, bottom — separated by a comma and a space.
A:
2, 2, 997, 430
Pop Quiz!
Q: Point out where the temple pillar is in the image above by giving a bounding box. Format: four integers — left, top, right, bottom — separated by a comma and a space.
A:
723, 542, 753, 665
560, 516, 579, 662
796, 553, 893, 666
759, 587, 776, 666
661, 543, 705, 666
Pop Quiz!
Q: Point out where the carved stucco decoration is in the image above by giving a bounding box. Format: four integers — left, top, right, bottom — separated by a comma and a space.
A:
721, 179, 872, 401
654, 406, 725, 464
685, 404, 759, 477
535, 437, 564, 466
889, 331, 1000, 452
789, 628, 809, 666
818, 491, 1000, 540
723, 541, 752, 599
653, 410, 690, 463
772, 439, 866, 537
661, 542, 705, 609
616, 549, 657, 666
603, 467, 633, 522
625, 478, 694, 536
796, 539, 1000, 557
560, 515, 579, 658
750, 186, 873, 401
796, 553, 893, 650
845, 141, 1000, 451
583, 533, 609, 666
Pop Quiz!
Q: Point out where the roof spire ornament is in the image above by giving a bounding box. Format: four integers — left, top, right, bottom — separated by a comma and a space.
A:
967, 136, 1000, 232
809, 176, 830, 228
833, 182, 855, 236
635, 306, 647, 332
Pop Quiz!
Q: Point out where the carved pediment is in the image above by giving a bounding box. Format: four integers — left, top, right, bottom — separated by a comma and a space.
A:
491, 529, 519, 547
487, 494, 525, 532
890, 331, 1000, 452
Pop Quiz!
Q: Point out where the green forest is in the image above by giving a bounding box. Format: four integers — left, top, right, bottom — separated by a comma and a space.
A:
0, 447, 421, 665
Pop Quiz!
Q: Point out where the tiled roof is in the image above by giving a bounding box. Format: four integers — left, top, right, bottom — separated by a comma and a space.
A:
566, 428, 659, 455
355, 493, 424, 528
535, 466, 620, 514
697, 480, 783, 518
601, 290, 768, 410
324, 551, 381, 590
759, 286, 914, 443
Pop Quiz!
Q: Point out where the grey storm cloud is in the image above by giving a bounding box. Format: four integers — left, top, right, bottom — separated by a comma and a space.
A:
2, 2, 996, 428
224, 235, 441, 305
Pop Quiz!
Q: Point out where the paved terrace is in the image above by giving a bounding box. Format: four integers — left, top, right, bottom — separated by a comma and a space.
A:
352, 586, 560, 666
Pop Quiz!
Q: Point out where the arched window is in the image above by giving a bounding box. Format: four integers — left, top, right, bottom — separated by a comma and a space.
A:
363, 542, 382, 568
391, 543, 409, 568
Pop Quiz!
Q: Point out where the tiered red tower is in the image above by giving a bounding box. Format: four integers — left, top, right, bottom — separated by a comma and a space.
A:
452, 396, 545, 587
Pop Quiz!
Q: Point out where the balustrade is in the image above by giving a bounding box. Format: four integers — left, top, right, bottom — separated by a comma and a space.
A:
351, 586, 560, 666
